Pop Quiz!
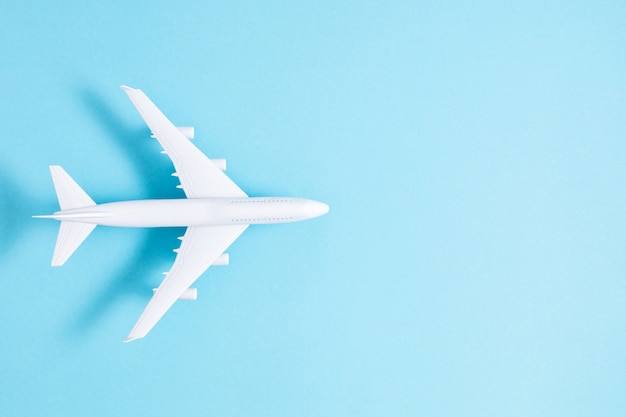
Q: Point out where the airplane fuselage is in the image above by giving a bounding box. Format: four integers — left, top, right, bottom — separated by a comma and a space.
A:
47, 197, 329, 227
36, 85, 330, 341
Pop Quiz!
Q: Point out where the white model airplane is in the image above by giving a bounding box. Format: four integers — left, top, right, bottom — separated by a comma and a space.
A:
35, 86, 329, 342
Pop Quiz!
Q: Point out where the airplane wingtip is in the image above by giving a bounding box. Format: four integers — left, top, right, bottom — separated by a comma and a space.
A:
120, 85, 134, 91
123, 337, 138, 343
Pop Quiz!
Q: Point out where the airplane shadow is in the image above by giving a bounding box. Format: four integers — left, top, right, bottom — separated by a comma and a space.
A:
80, 87, 182, 199
0, 169, 32, 258
67, 88, 186, 338
0, 167, 55, 261
70, 227, 184, 338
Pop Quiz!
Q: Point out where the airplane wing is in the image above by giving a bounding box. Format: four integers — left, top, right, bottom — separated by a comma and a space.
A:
125, 224, 248, 342
121, 85, 247, 198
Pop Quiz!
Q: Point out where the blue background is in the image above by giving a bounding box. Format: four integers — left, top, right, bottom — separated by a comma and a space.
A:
1, 1, 626, 416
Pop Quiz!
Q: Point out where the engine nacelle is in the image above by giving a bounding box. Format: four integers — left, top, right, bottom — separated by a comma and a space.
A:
153, 287, 197, 300
210, 158, 226, 171
212, 253, 229, 266
176, 126, 195, 139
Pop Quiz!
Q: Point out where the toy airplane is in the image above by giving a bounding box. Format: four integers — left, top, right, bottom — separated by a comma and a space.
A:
35, 86, 329, 342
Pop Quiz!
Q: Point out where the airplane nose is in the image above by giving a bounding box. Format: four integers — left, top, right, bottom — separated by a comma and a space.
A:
309, 200, 329, 218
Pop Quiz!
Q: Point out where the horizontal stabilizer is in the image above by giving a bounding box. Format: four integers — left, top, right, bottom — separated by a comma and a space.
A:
50, 166, 95, 210
52, 221, 96, 266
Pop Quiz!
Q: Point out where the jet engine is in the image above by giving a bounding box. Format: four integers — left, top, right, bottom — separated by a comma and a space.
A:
153, 287, 197, 300
176, 126, 195, 139
209, 158, 226, 171
212, 253, 229, 266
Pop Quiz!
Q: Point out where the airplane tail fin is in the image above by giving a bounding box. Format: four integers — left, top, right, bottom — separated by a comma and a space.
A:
48, 166, 97, 266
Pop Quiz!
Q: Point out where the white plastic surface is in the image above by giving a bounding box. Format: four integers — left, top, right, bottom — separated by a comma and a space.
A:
49, 165, 95, 210
176, 126, 194, 139
125, 225, 247, 341
154, 287, 197, 300
51, 221, 96, 266
43, 197, 329, 227
212, 253, 229, 266
34, 86, 329, 342
33, 166, 97, 265
121, 86, 246, 198
209, 158, 226, 171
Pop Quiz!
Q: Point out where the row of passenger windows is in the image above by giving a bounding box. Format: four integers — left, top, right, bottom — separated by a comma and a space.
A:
232, 217, 293, 223
230, 199, 292, 204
